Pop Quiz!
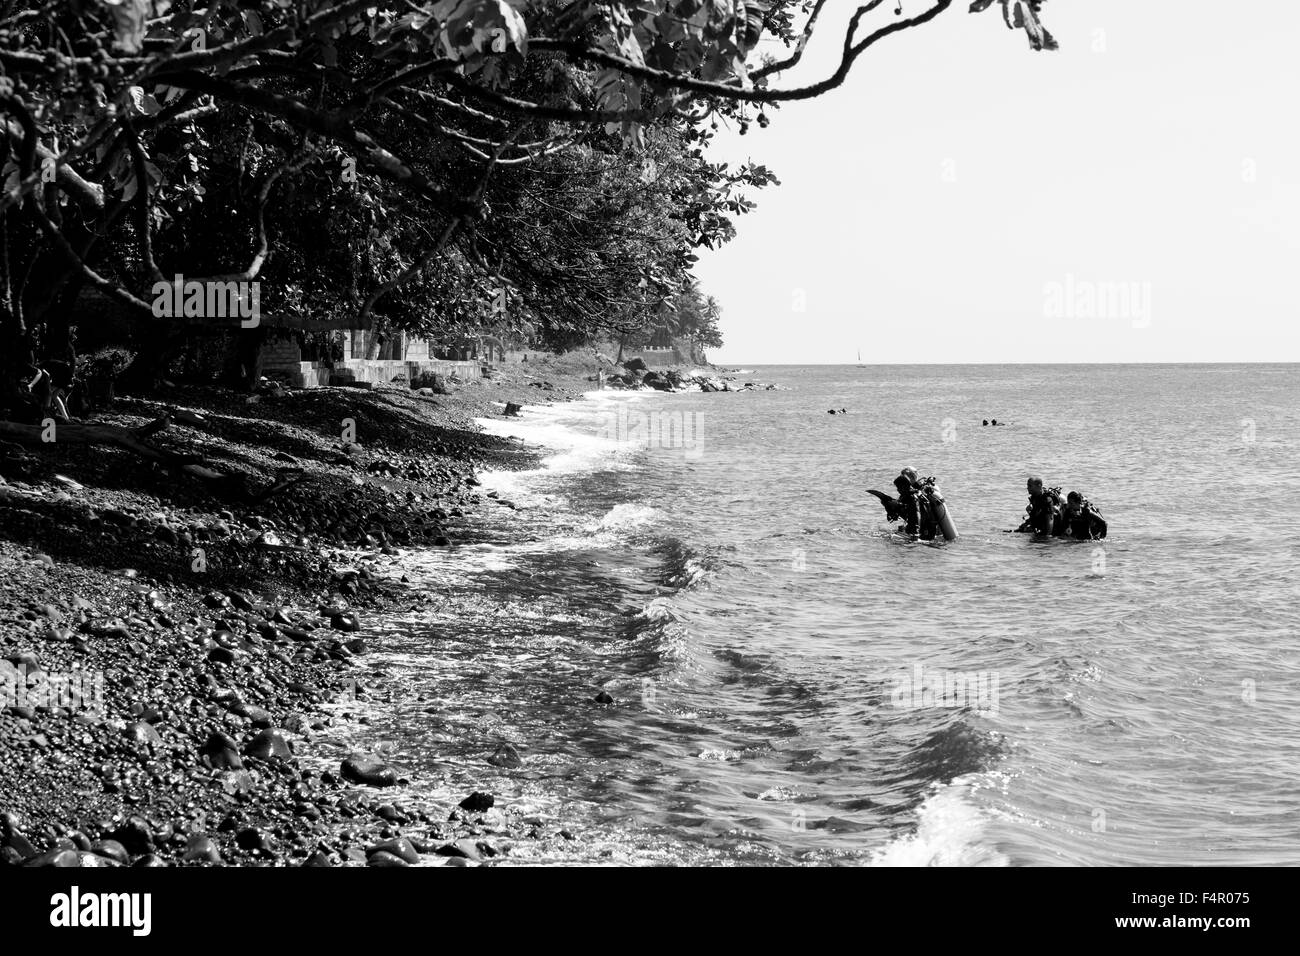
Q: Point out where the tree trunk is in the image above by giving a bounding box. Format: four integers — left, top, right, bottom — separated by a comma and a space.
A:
119, 324, 176, 395
231, 326, 267, 391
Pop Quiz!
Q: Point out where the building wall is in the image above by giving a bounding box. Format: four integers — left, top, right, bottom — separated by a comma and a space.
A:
262, 330, 483, 388
261, 337, 303, 367
331, 359, 481, 386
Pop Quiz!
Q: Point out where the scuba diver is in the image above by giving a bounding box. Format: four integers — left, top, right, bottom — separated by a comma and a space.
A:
1060, 491, 1108, 539
867, 473, 921, 536
1016, 476, 1063, 535
868, 468, 959, 541
901, 467, 939, 540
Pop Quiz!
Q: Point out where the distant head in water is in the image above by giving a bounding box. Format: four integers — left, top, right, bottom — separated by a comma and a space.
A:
983, 420, 989, 426
900, 466, 919, 487
1027, 476, 1043, 496
1064, 491, 1083, 517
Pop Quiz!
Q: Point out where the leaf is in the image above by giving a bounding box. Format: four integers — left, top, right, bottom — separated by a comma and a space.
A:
971, 0, 1058, 51
124, 86, 162, 117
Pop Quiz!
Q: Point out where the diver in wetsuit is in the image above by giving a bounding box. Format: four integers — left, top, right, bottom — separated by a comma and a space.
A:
1016, 476, 1060, 535
899, 467, 942, 540
868, 467, 945, 539
893, 474, 921, 536
1061, 491, 1108, 539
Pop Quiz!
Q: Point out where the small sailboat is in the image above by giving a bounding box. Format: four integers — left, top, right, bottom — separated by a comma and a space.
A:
856, 348, 866, 368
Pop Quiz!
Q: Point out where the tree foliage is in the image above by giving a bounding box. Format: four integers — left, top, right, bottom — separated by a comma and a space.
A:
0, 0, 1056, 412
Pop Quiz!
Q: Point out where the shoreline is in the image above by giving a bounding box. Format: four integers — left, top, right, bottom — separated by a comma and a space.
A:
0, 353, 617, 867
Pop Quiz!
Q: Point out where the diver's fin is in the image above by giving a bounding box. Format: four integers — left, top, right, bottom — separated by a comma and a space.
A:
866, 489, 904, 521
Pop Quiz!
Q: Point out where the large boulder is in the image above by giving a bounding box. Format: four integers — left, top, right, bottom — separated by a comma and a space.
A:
622, 357, 648, 373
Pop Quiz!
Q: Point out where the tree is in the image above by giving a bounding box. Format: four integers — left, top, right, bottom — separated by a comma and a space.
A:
0, 0, 1058, 416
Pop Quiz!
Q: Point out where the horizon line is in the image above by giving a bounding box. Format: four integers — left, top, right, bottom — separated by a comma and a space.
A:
708, 360, 1300, 367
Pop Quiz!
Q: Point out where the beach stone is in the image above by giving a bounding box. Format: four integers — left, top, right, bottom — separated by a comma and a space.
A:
367, 850, 410, 867
25, 848, 80, 867
182, 835, 223, 864
201, 731, 244, 770
435, 839, 488, 861
487, 744, 522, 768
244, 729, 292, 760
124, 720, 162, 747
458, 791, 494, 813
5, 831, 37, 859
235, 827, 275, 853
217, 770, 255, 796
90, 839, 130, 865
232, 702, 274, 727
329, 612, 361, 632
366, 838, 419, 864
207, 646, 237, 664
341, 753, 398, 787
77, 851, 122, 867
110, 817, 154, 855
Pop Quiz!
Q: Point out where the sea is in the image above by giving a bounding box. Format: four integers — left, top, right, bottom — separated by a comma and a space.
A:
323, 364, 1300, 865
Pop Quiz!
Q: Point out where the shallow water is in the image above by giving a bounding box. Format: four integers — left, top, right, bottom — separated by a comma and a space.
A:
329, 364, 1300, 865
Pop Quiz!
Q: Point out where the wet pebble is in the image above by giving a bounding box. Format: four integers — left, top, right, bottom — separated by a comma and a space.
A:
458, 791, 494, 813
341, 753, 398, 788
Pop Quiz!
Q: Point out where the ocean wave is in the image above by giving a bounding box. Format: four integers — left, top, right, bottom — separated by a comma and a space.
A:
475, 393, 649, 481
870, 781, 1008, 867
591, 503, 661, 532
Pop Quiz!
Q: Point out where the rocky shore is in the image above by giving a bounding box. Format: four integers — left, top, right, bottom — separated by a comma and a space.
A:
0, 352, 617, 868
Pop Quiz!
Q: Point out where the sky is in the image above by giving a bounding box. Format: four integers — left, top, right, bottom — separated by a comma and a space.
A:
693, 1, 1300, 365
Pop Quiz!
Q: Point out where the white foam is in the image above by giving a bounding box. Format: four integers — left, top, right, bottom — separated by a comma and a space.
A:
635, 597, 679, 622
476, 392, 650, 489
590, 503, 661, 533
869, 781, 1008, 867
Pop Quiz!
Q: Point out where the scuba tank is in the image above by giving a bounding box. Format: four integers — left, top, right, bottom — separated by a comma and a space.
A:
919, 477, 960, 542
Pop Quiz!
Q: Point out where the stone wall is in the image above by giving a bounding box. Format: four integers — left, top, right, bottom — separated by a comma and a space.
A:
262, 330, 484, 388
330, 359, 482, 387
